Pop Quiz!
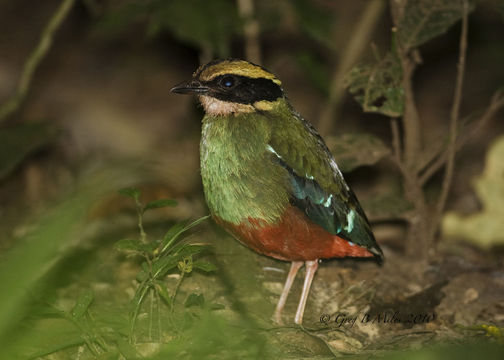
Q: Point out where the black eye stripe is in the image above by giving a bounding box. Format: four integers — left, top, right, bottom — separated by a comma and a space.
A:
203, 75, 283, 104
220, 75, 236, 88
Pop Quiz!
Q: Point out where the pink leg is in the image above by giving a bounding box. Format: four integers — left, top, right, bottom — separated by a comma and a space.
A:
294, 260, 319, 325
272, 261, 303, 324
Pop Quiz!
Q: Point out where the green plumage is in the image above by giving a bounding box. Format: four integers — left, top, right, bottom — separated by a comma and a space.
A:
200, 103, 289, 224
200, 98, 377, 251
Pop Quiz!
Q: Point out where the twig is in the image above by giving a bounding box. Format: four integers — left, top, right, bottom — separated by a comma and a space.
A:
419, 91, 504, 184
318, 0, 385, 136
389, 117, 408, 176
434, 0, 469, 223
0, 0, 75, 123
396, 51, 429, 258
399, 52, 422, 168
237, 0, 261, 64
135, 200, 147, 244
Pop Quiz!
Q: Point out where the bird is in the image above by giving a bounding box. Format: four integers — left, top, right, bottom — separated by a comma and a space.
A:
171, 59, 383, 325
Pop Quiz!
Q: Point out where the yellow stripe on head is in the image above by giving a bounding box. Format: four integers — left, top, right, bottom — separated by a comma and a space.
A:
195, 59, 282, 85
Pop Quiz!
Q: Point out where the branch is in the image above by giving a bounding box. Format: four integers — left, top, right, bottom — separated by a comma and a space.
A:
0, 0, 75, 123
237, 0, 261, 64
318, 0, 385, 136
419, 91, 504, 184
434, 0, 469, 220
399, 50, 423, 169
389, 117, 409, 177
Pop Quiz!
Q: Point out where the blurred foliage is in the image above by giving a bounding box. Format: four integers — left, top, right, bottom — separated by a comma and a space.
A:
346, 52, 404, 117
0, 183, 271, 359
461, 324, 504, 343
326, 133, 391, 172
395, 0, 476, 50
98, 0, 241, 57
295, 52, 331, 95
290, 0, 334, 49
383, 342, 504, 360
0, 166, 143, 358
0, 122, 57, 180
442, 136, 504, 247
346, 0, 477, 118
152, 312, 269, 359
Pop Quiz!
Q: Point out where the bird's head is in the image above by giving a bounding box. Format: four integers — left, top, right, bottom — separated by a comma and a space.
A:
171, 59, 285, 116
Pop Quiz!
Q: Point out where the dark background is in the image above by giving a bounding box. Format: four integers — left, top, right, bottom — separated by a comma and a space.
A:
0, 0, 503, 358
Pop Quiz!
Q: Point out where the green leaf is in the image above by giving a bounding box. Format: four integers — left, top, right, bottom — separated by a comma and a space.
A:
136, 270, 149, 283
118, 187, 140, 200
70, 291, 94, 320
184, 293, 205, 308
151, 255, 178, 279
162, 222, 188, 246
160, 220, 195, 253
136, 261, 150, 282
395, 0, 475, 50
0, 122, 57, 180
114, 238, 142, 252
152, 244, 212, 278
183, 215, 211, 230
141, 261, 150, 273
154, 281, 172, 306
159, 216, 210, 254
326, 133, 391, 172
193, 261, 218, 272
115, 238, 159, 254
346, 52, 404, 117
172, 243, 212, 258
143, 240, 161, 253
143, 198, 178, 212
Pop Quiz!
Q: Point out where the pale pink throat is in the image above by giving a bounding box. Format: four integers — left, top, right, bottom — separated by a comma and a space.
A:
198, 95, 254, 116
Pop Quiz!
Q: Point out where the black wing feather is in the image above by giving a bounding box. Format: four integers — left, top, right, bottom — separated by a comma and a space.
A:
272, 155, 383, 259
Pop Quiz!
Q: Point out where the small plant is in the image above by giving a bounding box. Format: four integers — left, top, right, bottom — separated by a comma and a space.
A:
345, 0, 504, 259
115, 187, 215, 343
19, 188, 215, 358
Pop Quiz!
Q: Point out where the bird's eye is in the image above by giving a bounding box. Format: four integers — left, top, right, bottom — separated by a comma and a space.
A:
220, 76, 236, 88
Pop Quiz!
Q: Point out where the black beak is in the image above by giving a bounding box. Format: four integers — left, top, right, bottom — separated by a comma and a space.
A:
170, 80, 209, 95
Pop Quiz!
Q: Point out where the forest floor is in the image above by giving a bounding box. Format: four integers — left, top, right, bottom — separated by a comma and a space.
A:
36, 211, 504, 359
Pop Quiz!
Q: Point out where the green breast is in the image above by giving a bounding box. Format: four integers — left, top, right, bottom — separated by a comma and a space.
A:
200, 112, 289, 225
